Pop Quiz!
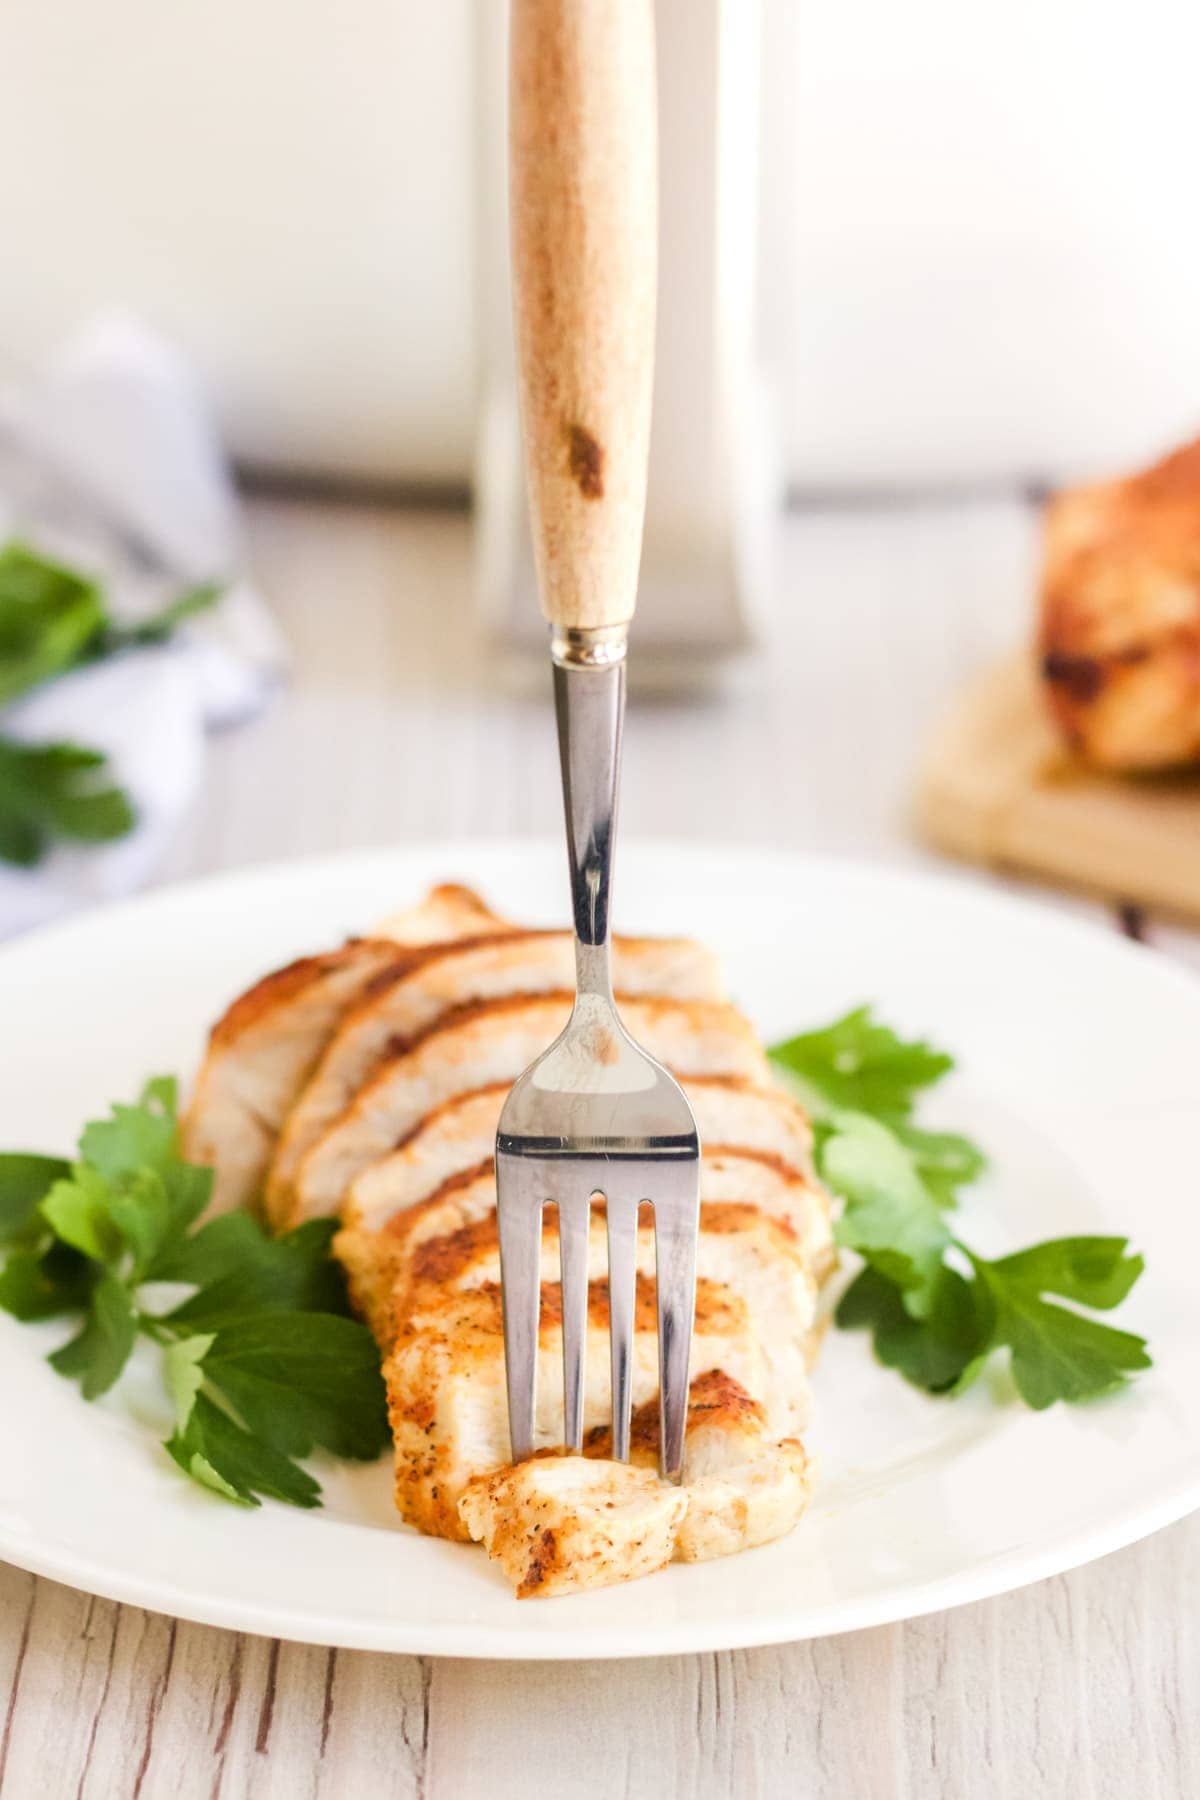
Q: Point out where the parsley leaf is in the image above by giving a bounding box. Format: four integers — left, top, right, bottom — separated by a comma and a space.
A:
48, 1270, 138, 1399
98, 582, 222, 652
979, 1236, 1144, 1311
192, 1314, 389, 1462
0, 541, 221, 706
155, 1214, 349, 1322
0, 1076, 389, 1506
834, 1233, 1151, 1409
771, 1005, 954, 1118
972, 1239, 1151, 1408
38, 1079, 211, 1286
836, 1263, 990, 1392
885, 1119, 986, 1207
0, 543, 222, 866
163, 1331, 213, 1428
0, 1241, 95, 1321
0, 738, 135, 867
165, 1391, 322, 1509
775, 1006, 1151, 1411
0, 544, 106, 705
824, 1112, 951, 1312
0, 1153, 70, 1241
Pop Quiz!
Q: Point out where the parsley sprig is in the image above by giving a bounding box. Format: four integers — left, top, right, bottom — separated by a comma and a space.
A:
0, 542, 221, 866
0, 739, 135, 867
0, 1079, 389, 1507
770, 1007, 1151, 1408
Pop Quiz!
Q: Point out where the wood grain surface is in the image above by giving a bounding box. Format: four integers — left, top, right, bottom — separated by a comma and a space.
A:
2, 492, 1196, 1798
917, 650, 1200, 923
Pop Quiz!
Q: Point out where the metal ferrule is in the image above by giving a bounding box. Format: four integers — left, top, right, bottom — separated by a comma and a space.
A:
549, 623, 630, 669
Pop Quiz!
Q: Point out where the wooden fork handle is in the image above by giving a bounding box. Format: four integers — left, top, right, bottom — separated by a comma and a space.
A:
509, 0, 657, 642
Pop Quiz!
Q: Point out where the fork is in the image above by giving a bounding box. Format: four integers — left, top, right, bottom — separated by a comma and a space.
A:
498, 0, 701, 1483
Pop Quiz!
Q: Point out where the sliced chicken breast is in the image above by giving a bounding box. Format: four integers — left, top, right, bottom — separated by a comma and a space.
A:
267, 931, 722, 1225
289, 993, 770, 1227
385, 1275, 777, 1540
458, 1457, 686, 1599
459, 1371, 810, 1596
337, 1149, 833, 1347
396, 1201, 814, 1427
182, 884, 510, 1214
384, 1186, 815, 1542
186, 879, 827, 1596
342, 1074, 815, 1236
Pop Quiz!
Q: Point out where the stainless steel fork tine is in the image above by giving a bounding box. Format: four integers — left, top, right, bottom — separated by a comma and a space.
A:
497, 1175, 543, 1464
654, 1186, 700, 1483
606, 1196, 639, 1462
558, 1195, 591, 1453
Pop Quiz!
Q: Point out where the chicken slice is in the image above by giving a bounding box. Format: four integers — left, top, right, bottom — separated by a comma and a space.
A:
393, 1201, 815, 1430
458, 1458, 687, 1599
182, 938, 402, 1215
586, 1370, 812, 1566
342, 1074, 815, 1236
371, 883, 516, 943
384, 1275, 775, 1540
336, 1160, 500, 1342
267, 932, 722, 1226
342, 1082, 511, 1230
337, 1149, 832, 1347
698, 1154, 834, 1280
459, 1371, 810, 1597
675, 1428, 810, 1564
289, 993, 770, 1227
182, 885, 510, 1214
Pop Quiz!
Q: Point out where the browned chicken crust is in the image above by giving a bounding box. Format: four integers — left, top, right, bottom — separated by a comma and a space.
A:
1039, 437, 1200, 769
182, 886, 513, 1214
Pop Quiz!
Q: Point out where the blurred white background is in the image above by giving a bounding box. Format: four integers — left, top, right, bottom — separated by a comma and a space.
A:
0, 0, 1196, 489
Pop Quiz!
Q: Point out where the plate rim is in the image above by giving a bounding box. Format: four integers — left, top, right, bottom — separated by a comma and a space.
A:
1, 1459, 1197, 1659
4, 833, 1199, 992
2, 838, 1198, 1659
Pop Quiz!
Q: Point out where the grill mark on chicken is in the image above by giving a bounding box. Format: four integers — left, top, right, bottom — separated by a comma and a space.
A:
357, 931, 529, 1006
206, 941, 400, 1052
383, 1158, 498, 1239
378, 988, 751, 1071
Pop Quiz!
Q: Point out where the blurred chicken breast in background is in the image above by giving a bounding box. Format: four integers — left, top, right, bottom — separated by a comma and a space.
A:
1039, 439, 1200, 770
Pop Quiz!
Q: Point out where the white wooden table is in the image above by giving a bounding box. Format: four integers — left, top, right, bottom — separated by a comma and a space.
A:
2, 493, 1196, 1798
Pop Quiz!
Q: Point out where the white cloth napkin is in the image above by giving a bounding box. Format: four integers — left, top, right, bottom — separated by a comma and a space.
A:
0, 318, 286, 938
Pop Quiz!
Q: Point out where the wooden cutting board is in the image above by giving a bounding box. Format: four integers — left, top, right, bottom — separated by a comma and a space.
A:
916, 650, 1200, 923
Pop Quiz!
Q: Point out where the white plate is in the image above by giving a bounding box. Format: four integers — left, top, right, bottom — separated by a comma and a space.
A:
1, 842, 1197, 1660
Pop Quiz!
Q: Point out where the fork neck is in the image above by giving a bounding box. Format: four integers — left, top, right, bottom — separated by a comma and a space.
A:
552, 636, 627, 1005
